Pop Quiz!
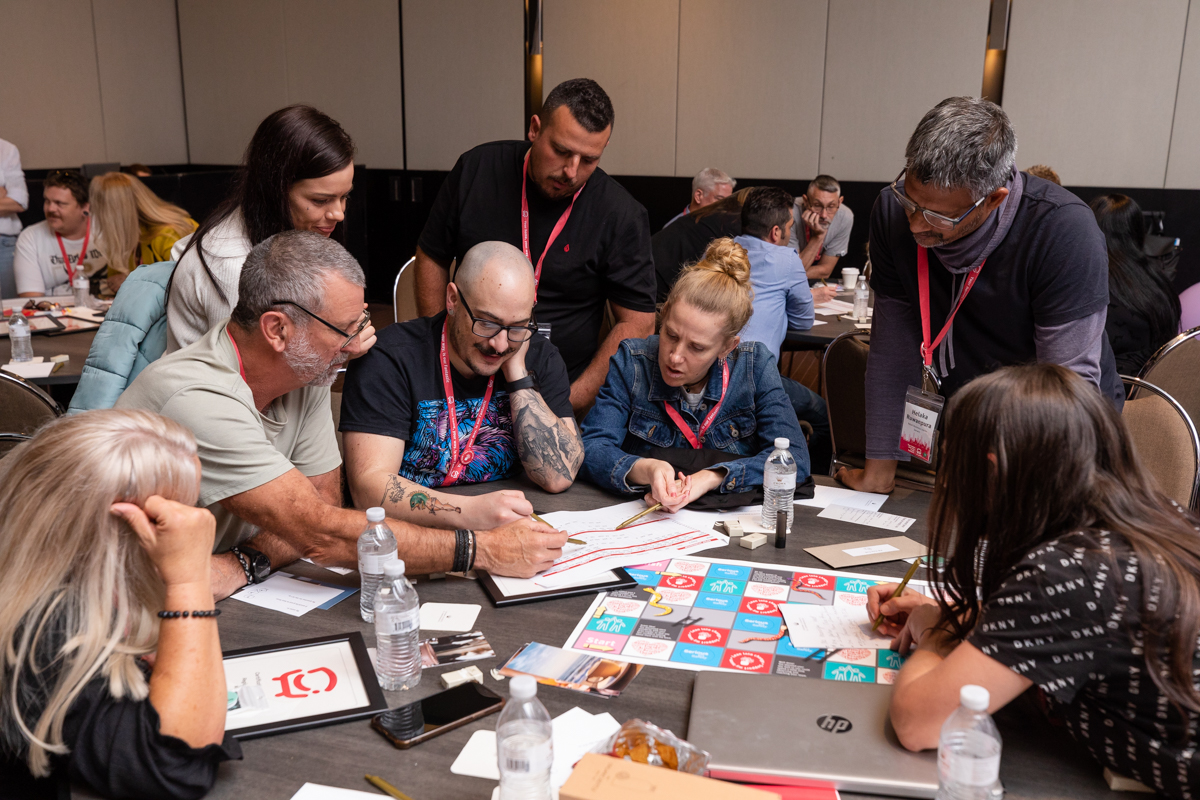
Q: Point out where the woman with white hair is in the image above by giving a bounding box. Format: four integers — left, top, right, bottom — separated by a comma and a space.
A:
0, 410, 239, 798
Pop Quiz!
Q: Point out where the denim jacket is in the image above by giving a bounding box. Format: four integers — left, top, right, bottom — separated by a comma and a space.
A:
581, 336, 810, 496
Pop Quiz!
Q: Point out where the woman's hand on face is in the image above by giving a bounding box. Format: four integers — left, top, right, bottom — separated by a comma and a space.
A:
112, 496, 216, 589
866, 582, 939, 639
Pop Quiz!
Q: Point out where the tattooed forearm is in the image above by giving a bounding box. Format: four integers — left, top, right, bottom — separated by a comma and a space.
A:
510, 389, 584, 491
380, 474, 461, 516
381, 474, 407, 507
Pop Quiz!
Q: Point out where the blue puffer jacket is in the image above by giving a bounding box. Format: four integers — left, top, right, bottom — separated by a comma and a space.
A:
68, 261, 174, 414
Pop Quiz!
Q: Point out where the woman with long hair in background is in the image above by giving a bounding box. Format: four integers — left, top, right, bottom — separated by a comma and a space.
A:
89, 172, 196, 294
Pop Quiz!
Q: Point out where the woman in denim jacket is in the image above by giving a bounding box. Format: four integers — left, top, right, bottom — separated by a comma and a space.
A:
581, 238, 809, 511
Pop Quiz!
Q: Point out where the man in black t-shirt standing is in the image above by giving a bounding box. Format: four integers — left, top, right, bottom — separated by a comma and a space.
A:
341, 241, 583, 532
837, 97, 1123, 495
414, 78, 656, 414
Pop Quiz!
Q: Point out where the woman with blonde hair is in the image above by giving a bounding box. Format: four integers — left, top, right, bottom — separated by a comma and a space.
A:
0, 410, 238, 798
581, 237, 808, 511
89, 172, 197, 293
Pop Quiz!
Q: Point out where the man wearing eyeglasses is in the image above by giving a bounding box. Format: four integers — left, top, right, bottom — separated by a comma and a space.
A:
789, 174, 854, 281
836, 97, 1122, 495
119, 232, 566, 599
340, 240, 582, 531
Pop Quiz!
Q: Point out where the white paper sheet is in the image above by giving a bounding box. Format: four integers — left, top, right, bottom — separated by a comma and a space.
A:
419, 602, 480, 632
780, 600, 895, 650
810, 319, 827, 326
817, 504, 915, 532
290, 783, 382, 799
795, 485, 888, 511
229, 572, 345, 616
300, 557, 354, 576
2, 361, 54, 379
487, 569, 620, 598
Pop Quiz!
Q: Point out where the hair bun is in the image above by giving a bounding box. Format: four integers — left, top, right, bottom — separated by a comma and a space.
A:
697, 237, 751, 288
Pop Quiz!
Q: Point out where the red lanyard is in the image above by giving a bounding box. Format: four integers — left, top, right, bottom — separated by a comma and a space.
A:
662, 360, 730, 449
227, 327, 247, 380
55, 217, 91, 285
521, 150, 584, 290
917, 246, 983, 368
439, 319, 494, 485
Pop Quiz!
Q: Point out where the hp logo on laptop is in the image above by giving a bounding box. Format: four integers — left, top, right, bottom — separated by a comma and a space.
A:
816, 714, 853, 734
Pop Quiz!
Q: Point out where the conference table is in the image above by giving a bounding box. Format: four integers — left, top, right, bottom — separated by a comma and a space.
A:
99, 475, 1126, 800
0, 327, 94, 386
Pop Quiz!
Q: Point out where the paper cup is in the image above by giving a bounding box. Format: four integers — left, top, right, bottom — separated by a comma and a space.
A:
841, 268, 859, 293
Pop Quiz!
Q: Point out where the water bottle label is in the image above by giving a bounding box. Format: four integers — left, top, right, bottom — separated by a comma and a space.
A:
939, 748, 1001, 786
500, 740, 552, 774
359, 550, 398, 574
764, 472, 796, 491
380, 609, 419, 634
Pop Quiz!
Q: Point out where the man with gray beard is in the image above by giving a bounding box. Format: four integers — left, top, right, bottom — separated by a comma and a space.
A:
118, 231, 566, 600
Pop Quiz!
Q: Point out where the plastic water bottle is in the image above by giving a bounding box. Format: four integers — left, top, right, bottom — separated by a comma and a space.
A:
853, 276, 870, 321
497, 675, 553, 800
373, 560, 421, 691
358, 507, 397, 622
9, 314, 33, 362
937, 685, 1004, 800
761, 437, 797, 533
72, 272, 92, 309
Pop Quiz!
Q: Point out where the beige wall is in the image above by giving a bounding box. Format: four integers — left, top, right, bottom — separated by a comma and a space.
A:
1004, 0, 1189, 188
676, 0, 827, 181
1167, 3, 1200, 189
401, 0, 523, 171
542, 0, 680, 177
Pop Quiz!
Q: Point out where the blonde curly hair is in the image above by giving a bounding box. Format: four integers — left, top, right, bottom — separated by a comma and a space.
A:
661, 237, 754, 339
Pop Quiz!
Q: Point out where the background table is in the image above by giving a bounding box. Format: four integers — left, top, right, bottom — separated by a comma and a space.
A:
89, 477, 1125, 800
0, 328, 94, 386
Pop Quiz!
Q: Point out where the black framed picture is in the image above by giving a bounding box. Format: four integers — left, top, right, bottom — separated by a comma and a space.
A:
222, 631, 388, 740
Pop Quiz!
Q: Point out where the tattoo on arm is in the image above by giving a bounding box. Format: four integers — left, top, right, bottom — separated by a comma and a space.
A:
380, 475, 462, 516
381, 474, 407, 507
510, 390, 584, 488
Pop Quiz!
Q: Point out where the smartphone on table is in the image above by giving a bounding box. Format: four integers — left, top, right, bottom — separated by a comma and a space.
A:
371, 682, 505, 749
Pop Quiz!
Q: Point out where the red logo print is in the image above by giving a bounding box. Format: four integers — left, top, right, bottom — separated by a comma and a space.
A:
739, 597, 781, 616
660, 574, 701, 591
794, 573, 834, 591
564, 243, 570, 252
272, 667, 338, 698
681, 625, 728, 647
721, 650, 770, 673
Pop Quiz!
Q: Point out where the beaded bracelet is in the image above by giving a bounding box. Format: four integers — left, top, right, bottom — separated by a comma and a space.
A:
157, 609, 222, 619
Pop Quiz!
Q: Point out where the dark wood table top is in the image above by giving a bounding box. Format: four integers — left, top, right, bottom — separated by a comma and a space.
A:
97, 477, 1120, 800
0, 328, 94, 385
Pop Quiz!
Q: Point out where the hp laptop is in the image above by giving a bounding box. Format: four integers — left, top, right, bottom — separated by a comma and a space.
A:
688, 671, 939, 798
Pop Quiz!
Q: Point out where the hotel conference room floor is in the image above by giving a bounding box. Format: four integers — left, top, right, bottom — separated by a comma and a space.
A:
74, 476, 1126, 800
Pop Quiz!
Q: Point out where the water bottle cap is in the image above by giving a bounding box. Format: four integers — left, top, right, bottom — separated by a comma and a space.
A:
366, 507, 386, 523
383, 560, 405, 577
960, 684, 989, 711
510, 674, 537, 700
774, 437, 790, 450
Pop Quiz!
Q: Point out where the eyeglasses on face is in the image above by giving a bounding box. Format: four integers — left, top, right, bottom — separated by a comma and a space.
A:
271, 300, 370, 349
889, 169, 987, 231
453, 285, 537, 343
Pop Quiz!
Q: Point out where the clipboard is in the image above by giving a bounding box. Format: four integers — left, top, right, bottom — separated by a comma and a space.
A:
477, 567, 637, 608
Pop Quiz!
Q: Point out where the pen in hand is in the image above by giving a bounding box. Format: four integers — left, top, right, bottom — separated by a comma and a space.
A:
871, 557, 922, 632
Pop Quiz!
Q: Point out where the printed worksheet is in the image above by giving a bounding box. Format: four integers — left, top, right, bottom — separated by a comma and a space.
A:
780, 589, 917, 650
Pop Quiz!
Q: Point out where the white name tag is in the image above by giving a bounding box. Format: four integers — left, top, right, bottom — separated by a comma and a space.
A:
899, 386, 944, 463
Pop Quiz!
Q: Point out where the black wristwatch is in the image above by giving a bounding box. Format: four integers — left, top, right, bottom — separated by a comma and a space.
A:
508, 371, 539, 393
229, 545, 271, 585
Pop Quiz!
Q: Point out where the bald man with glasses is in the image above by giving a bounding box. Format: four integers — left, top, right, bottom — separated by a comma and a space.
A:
341, 241, 583, 532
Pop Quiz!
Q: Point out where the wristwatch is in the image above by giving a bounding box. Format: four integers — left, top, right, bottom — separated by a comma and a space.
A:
508, 371, 539, 393
229, 545, 271, 585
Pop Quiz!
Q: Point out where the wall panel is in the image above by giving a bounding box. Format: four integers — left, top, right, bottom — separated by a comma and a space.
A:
675, 0, 827, 180
818, 0, 990, 182
1004, 0, 1188, 188
93, 0, 188, 165
402, 0, 524, 171
0, 0, 108, 169
543, 0, 679, 177
1167, 2, 1200, 189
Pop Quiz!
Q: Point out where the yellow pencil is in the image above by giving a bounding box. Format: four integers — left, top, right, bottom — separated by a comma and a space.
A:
530, 511, 549, 525
616, 502, 662, 530
871, 557, 922, 632
365, 774, 415, 800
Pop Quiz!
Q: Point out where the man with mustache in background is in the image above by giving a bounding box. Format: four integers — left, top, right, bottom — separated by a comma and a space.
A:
341, 240, 583, 531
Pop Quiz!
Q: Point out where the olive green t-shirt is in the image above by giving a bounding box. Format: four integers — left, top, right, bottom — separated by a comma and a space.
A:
115, 322, 341, 552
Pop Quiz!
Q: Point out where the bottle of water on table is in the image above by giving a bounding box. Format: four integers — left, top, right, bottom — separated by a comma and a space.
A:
358, 506, 397, 622
937, 685, 1004, 799
374, 560, 421, 691
761, 437, 797, 534
498, 675, 553, 800
853, 276, 870, 322
9, 314, 33, 362
73, 272, 93, 309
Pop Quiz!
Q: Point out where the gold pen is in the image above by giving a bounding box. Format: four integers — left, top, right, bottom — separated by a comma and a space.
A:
530, 511, 549, 526
616, 502, 663, 530
365, 774, 415, 800
871, 557, 922, 632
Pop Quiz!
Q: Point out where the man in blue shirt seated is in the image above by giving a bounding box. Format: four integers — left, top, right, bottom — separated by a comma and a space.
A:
735, 187, 836, 472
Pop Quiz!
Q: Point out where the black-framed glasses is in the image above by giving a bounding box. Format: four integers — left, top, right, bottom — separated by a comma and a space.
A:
454, 285, 537, 343
889, 169, 986, 231
272, 300, 370, 349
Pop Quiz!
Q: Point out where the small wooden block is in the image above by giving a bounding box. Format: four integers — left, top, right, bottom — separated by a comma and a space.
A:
49, 354, 69, 363
1103, 768, 1154, 793
441, 665, 484, 688
725, 520, 744, 538
740, 533, 768, 550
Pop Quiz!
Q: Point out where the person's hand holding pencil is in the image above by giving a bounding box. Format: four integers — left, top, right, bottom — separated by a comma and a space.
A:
865, 559, 939, 639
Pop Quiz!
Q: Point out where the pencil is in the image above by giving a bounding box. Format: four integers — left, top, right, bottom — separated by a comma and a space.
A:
616, 502, 663, 530
365, 774, 415, 800
871, 557, 922, 632
530, 511, 549, 525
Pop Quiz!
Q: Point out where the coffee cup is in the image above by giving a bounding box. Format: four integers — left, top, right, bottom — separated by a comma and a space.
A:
841, 268, 859, 293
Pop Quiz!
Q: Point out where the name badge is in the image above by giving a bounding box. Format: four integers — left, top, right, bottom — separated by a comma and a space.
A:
899, 386, 944, 463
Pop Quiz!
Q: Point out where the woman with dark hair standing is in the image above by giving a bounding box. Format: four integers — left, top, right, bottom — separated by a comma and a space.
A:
166, 105, 365, 352
1091, 193, 1180, 374
868, 364, 1200, 796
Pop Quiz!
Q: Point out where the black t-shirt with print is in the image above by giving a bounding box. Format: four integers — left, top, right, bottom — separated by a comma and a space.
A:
338, 312, 574, 488
968, 530, 1200, 797
418, 140, 656, 380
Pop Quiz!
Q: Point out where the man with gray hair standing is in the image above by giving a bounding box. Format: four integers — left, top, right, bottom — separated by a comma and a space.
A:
118, 231, 565, 599
663, 167, 736, 229
837, 97, 1122, 494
